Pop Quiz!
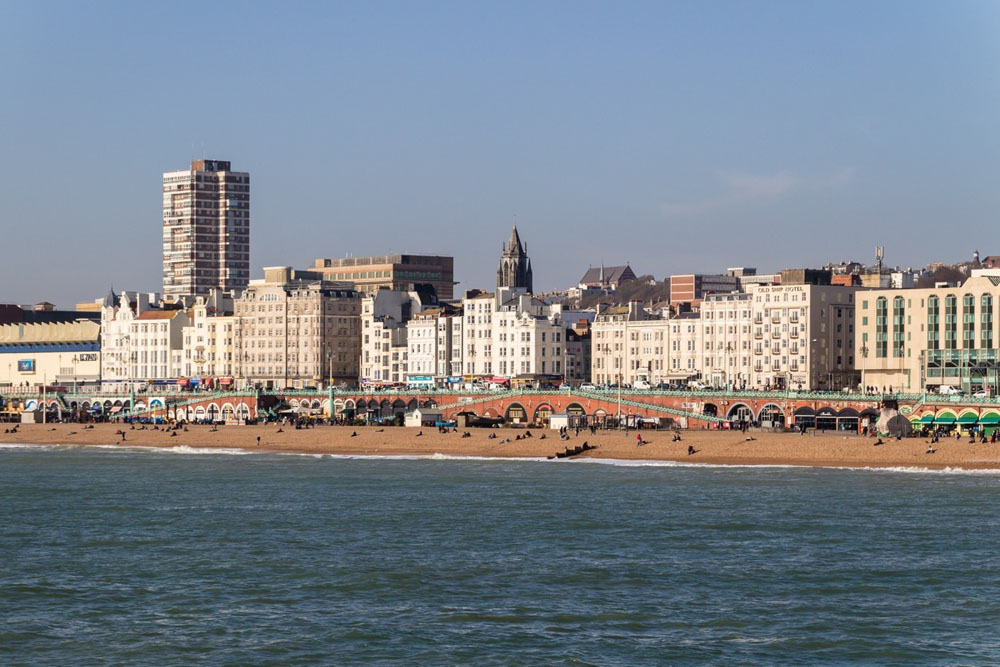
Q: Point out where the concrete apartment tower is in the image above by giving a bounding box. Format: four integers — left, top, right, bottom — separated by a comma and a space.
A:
497, 225, 533, 293
163, 159, 250, 297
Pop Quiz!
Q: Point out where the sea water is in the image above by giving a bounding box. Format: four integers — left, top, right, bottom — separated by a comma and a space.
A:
2, 445, 1000, 664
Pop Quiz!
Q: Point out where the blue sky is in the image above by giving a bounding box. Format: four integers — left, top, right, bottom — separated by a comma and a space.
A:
1, 1, 998, 307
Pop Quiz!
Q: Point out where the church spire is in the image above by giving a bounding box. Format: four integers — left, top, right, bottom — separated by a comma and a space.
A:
506, 224, 524, 256
497, 225, 533, 293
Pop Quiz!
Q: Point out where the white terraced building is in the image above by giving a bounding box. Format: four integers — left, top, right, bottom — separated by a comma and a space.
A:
406, 305, 462, 388
460, 287, 566, 381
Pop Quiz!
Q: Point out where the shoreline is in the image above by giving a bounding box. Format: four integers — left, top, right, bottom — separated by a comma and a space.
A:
5, 442, 1000, 474
4, 423, 1000, 471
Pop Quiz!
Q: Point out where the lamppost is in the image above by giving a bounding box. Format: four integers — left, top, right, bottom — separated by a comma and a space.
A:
898, 343, 906, 395
860, 344, 869, 394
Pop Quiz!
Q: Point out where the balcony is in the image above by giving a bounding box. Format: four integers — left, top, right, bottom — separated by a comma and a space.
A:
771, 329, 782, 339
789, 329, 799, 338
753, 331, 763, 339
771, 315, 781, 324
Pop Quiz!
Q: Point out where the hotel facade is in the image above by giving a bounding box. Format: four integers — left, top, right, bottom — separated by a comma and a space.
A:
856, 276, 1000, 393
591, 283, 859, 391
233, 267, 361, 389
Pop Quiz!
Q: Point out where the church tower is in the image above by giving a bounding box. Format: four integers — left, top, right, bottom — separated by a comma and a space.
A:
497, 225, 533, 293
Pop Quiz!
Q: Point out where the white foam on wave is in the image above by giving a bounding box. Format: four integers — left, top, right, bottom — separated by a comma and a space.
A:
0, 443, 64, 451
316, 452, 551, 463
568, 457, 806, 470
576, 458, 1000, 476
4, 442, 1000, 475
827, 465, 1000, 476
148, 444, 253, 456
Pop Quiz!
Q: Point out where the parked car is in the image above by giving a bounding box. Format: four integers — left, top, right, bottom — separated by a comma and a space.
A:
579, 383, 597, 391
973, 388, 992, 398
633, 379, 652, 390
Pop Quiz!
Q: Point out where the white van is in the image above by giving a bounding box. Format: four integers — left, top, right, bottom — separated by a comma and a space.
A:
633, 379, 652, 390
937, 385, 962, 396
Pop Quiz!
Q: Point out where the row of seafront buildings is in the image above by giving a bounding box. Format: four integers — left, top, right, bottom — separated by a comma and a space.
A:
3, 157, 1000, 397
8, 264, 1000, 396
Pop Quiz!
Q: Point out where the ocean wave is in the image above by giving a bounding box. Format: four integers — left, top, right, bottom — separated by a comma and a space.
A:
569, 458, 806, 470
827, 465, 1000, 476
315, 452, 551, 463
0, 443, 64, 451
148, 445, 252, 456
4, 442, 1000, 474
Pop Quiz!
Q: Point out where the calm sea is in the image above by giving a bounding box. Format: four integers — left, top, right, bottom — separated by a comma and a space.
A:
2, 445, 1000, 664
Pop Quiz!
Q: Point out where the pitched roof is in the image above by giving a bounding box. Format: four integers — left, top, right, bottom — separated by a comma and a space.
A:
580, 264, 636, 285
136, 311, 181, 320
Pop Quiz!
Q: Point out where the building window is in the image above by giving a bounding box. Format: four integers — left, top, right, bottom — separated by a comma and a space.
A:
927, 295, 940, 350
944, 294, 957, 350
893, 296, 905, 357
982, 294, 994, 350
963, 293, 975, 350
875, 297, 888, 358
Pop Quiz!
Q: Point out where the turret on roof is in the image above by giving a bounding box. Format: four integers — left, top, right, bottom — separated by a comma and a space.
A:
102, 287, 118, 308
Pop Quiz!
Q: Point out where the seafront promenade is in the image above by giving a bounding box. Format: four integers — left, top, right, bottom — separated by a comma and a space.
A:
3, 387, 1000, 437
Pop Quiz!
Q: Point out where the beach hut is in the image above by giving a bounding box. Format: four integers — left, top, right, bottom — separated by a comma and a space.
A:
405, 408, 443, 427
548, 412, 571, 431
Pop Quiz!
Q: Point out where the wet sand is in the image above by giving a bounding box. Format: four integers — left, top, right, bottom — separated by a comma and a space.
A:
2, 423, 999, 469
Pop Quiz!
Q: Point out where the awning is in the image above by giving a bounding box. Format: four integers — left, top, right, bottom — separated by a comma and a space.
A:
917, 414, 935, 424
219, 377, 233, 385
934, 415, 957, 424
110, 406, 123, 414
87, 406, 102, 413
957, 413, 979, 425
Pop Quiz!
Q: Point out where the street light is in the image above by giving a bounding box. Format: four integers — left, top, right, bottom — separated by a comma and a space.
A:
897, 343, 906, 395
860, 344, 869, 394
